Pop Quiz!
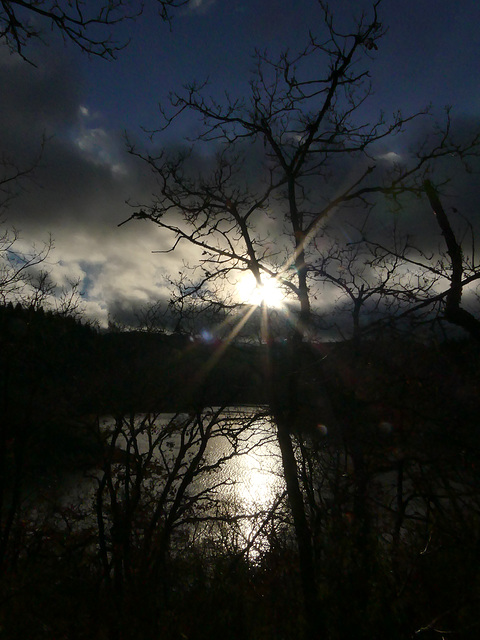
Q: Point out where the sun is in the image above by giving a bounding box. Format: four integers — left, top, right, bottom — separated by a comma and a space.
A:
236, 272, 285, 308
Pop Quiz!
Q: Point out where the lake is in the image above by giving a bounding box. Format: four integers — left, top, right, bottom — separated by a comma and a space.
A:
38, 407, 287, 560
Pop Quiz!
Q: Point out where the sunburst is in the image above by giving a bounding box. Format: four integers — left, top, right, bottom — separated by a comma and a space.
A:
236, 272, 285, 309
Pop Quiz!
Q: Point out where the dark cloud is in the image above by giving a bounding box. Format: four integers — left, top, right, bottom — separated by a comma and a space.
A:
0, 44, 81, 153
2, 34, 480, 331
0, 44, 189, 326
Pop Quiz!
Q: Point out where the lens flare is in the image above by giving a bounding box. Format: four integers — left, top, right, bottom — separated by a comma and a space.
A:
236, 272, 284, 308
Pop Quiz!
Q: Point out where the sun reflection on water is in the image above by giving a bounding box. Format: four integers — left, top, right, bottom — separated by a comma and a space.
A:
56, 410, 286, 562
201, 410, 285, 556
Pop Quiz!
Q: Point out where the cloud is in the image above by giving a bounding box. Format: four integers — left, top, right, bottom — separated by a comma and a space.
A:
0, 43, 192, 327
376, 151, 402, 163
2, 39, 480, 334
74, 106, 128, 176
183, 0, 217, 15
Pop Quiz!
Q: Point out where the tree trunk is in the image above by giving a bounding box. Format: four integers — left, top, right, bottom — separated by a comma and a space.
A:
266, 312, 322, 638
275, 414, 321, 639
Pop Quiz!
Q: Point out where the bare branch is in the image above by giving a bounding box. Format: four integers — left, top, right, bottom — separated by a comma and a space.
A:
0, 0, 185, 64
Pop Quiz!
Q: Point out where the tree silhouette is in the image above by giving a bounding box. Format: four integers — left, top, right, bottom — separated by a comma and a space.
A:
0, 0, 185, 64
123, 2, 480, 636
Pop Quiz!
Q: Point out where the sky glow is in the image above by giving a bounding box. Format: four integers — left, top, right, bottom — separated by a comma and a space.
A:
236, 272, 285, 309
1, 0, 480, 327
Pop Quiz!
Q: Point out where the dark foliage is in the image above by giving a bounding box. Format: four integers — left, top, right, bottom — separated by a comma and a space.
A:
1, 303, 480, 639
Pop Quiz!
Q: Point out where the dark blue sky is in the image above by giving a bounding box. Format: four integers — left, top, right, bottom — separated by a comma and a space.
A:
2, 0, 480, 326
81, 0, 480, 134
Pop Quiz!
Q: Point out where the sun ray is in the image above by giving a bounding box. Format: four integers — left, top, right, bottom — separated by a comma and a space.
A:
236, 272, 285, 309
193, 303, 259, 386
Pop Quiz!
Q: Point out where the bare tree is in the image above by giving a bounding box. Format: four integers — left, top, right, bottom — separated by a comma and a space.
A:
92, 407, 281, 637
0, 130, 86, 312
423, 179, 480, 339
0, 0, 185, 64
355, 181, 480, 340
123, 3, 480, 636
0, 226, 52, 303
310, 236, 408, 345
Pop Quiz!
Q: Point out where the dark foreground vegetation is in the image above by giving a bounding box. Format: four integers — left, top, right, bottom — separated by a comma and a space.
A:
2, 1, 480, 638
1, 302, 480, 640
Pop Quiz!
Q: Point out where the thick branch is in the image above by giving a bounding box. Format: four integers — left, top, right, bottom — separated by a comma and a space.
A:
424, 180, 480, 340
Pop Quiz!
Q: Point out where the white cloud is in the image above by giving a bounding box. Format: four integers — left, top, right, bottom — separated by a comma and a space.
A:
75, 125, 128, 176
184, 0, 217, 15
40, 224, 188, 327
377, 151, 402, 163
